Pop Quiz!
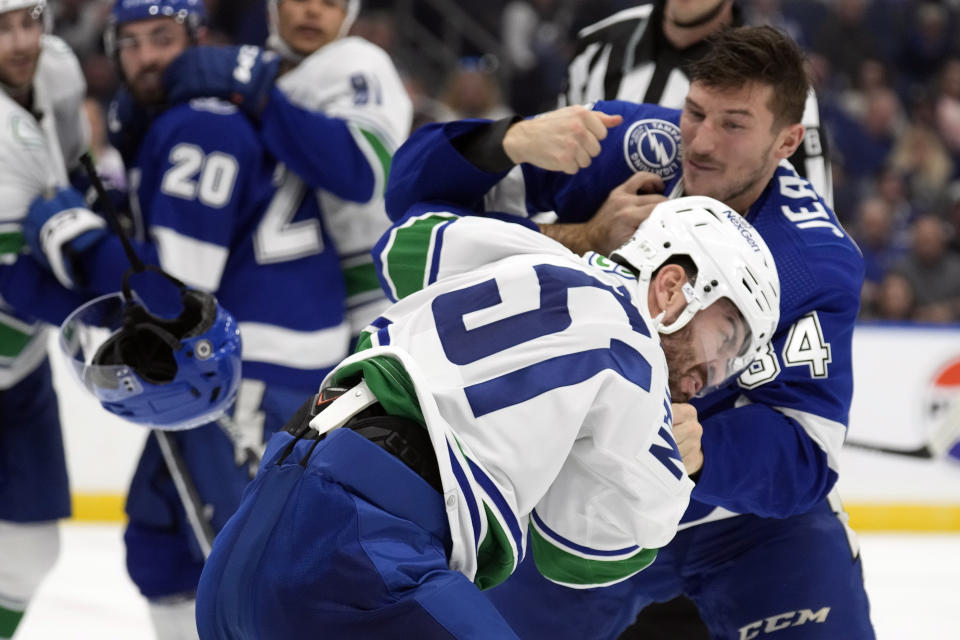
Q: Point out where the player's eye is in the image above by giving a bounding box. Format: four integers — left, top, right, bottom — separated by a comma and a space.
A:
115, 35, 138, 51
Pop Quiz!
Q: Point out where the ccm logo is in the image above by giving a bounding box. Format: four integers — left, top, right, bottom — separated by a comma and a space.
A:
738, 607, 830, 639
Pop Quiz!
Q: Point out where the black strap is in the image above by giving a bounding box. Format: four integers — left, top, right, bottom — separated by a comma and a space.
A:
278, 389, 442, 492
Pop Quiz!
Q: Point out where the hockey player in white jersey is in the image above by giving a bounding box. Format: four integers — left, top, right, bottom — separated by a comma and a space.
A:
193, 196, 780, 639
161, 0, 412, 335
0, 2, 91, 636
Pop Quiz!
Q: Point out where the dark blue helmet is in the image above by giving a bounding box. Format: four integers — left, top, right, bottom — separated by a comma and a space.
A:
60, 273, 241, 431
104, 0, 207, 56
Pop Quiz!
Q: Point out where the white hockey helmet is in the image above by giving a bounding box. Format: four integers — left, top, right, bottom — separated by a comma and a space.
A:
0, 0, 43, 14
267, 0, 360, 62
610, 195, 780, 381
0, 0, 47, 27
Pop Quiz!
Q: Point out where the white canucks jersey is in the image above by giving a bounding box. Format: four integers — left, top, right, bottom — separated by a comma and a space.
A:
0, 35, 88, 387
330, 209, 693, 589
276, 36, 412, 334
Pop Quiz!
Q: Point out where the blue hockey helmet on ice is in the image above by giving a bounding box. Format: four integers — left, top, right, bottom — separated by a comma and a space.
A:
59, 268, 242, 430
104, 0, 207, 56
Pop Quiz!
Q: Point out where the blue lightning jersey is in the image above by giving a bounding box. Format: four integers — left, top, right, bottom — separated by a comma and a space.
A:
87, 98, 350, 391
385, 100, 865, 525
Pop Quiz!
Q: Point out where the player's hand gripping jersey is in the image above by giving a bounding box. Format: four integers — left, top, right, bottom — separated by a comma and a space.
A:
355, 206, 692, 587
386, 100, 865, 524
0, 35, 90, 387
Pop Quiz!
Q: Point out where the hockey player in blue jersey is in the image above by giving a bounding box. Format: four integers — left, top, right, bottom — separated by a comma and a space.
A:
19, 0, 401, 637
385, 25, 873, 640
194, 195, 781, 639
160, 0, 412, 336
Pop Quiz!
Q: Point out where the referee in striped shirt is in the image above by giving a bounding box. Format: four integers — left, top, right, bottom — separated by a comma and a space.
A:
562, 0, 833, 208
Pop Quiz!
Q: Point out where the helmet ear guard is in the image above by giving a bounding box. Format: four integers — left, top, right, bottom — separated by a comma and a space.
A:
60, 267, 241, 431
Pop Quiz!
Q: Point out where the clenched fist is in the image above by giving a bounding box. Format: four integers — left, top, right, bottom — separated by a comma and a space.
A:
502, 105, 623, 174
671, 402, 704, 476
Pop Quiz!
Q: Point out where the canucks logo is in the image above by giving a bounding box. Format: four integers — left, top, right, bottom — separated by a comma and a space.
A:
623, 119, 682, 180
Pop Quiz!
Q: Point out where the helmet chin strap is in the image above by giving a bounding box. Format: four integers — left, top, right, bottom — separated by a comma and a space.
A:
651, 282, 703, 336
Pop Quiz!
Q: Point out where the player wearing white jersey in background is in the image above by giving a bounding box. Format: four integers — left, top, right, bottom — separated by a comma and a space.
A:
0, 2, 90, 636
194, 196, 780, 638
164, 0, 412, 338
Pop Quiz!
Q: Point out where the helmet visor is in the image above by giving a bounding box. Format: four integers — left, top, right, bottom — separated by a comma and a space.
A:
663, 297, 752, 401
59, 293, 140, 402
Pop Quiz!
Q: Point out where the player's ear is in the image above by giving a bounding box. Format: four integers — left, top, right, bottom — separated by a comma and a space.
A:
774, 122, 805, 161
650, 264, 688, 324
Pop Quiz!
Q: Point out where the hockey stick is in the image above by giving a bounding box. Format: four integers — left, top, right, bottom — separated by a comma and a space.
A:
78, 153, 216, 558
844, 397, 960, 460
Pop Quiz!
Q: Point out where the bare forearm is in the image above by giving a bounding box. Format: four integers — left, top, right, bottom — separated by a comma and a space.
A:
537, 222, 596, 255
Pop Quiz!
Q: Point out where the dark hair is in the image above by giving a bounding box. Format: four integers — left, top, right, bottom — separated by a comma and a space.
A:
687, 25, 809, 129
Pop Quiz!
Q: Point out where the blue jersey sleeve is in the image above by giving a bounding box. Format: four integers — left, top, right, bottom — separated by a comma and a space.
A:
385, 119, 515, 220
385, 101, 683, 224
259, 87, 375, 202
0, 257, 92, 325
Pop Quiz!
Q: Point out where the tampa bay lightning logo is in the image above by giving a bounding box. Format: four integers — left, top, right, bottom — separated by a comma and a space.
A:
623, 119, 682, 180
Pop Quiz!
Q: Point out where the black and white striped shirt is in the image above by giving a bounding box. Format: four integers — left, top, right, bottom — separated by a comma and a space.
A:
562, 3, 833, 207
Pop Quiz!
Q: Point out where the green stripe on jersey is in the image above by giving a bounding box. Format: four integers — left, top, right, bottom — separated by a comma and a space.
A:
529, 523, 657, 588
0, 229, 24, 256
0, 321, 33, 359
383, 213, 457, 300
0, 603, 24, 638
343, 261, 381, 297
475, 502, 516, 590
359, 128, 393, 184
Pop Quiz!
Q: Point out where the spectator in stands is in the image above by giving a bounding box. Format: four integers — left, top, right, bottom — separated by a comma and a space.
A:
890, 119, 954, 214
935, 58, 960, 160
867, 272, 916, 322
826, 87, 902, 188
892, 215, 960, 323
501, 0, 572, 114
812, 0, 878, 90
854, 196, 906, 316
897, 2, 957, 100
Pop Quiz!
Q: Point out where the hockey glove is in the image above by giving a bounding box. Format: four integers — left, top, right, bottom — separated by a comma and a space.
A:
164, 45, 280, 118
25, 186, 107, 289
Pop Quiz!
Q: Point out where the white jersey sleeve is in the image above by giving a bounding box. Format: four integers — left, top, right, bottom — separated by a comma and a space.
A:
278, 37, 413, 335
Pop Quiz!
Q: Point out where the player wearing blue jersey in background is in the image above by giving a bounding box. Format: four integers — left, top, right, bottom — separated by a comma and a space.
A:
194, 195, 780, 639
161, 0, 412, 338
386, 25, 873, 640
0, 1, 93, 637
20, 1, 408, 638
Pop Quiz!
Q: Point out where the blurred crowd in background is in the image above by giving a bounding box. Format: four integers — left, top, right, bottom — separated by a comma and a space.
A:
59, 0, 960, 324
